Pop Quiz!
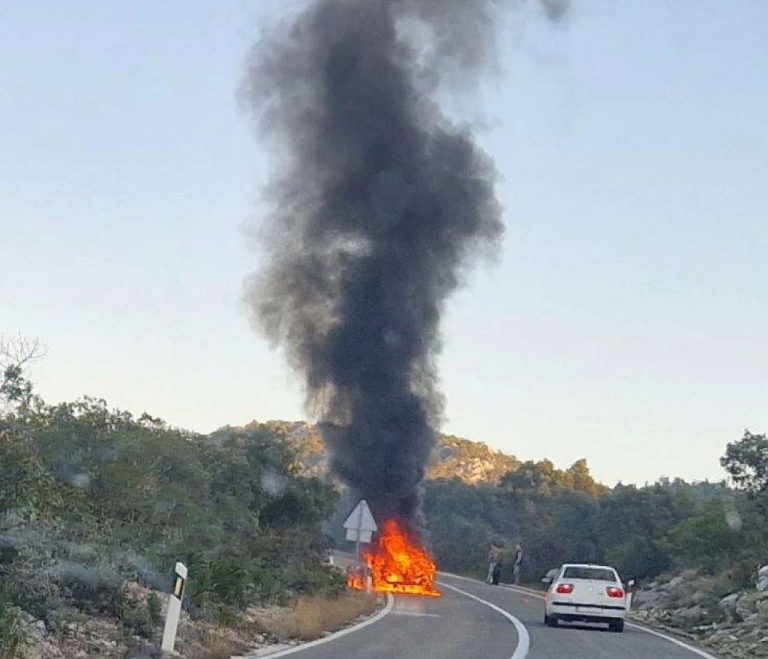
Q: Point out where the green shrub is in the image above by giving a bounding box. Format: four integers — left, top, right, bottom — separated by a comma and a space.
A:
118, 596, 156, 638
0, 605, 28, 657
668, 500, 744, 574
1, 391, 345, 623
212, 604, 239, 628
0, 433, 59, 521
48, 561, 123, 615
0, 545, 62, 624
282, 564, 345, 598
147, 591, 162, 626
603, 536, 672, 581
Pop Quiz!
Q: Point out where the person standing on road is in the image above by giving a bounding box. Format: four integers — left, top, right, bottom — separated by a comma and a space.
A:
492, 556, 502, 585
512, 544, 524, 585
486, 544, 501, 584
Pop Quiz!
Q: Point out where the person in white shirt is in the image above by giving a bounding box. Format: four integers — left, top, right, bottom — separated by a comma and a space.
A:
512, 545, 524, 585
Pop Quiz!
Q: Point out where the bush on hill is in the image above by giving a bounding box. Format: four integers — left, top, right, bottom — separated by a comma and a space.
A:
0, 363, 342, 651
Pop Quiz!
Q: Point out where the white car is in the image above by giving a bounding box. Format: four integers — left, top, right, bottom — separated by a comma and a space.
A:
543, 563, 627, 632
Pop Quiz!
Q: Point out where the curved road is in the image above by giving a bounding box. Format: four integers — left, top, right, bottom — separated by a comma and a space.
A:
253, 573, 719, 659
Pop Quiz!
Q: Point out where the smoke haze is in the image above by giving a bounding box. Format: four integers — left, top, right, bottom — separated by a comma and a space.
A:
244, 0, 567, 526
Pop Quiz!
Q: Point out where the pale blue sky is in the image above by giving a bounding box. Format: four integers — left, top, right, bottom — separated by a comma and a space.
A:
2, 1, 766, 485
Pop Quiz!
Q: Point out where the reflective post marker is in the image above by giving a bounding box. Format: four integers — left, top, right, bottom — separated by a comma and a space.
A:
626, 579, 635, 610
161, 561, 188, 653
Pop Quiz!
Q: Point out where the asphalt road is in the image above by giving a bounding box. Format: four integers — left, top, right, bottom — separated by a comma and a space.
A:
437, 574, 718, 659
257, 572, 719, 659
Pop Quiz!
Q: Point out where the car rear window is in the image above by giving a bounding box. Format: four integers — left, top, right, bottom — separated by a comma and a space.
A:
562, 567, 617, 582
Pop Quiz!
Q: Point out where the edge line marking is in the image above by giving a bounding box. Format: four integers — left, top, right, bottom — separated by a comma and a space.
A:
440, 573, 720, 659
439, 581, 530, 659
250, 594, 394, 658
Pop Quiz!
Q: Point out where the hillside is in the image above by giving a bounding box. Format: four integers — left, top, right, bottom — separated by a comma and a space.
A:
239, 420, 522, 486
2, 352, 764, 659
0, 366, 348, 658
428, 434, 521, 484
239, 419, 766, 613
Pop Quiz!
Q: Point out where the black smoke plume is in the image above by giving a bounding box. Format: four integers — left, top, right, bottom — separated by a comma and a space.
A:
245, 0, 565, 526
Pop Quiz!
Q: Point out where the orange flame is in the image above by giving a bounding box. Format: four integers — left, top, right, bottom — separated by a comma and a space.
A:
348, 519, 441, 597
345, 567, 367, 591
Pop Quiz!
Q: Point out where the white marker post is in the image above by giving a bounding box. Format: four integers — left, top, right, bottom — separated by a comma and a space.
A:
626, 579, 635, 611
161, 561, 188, 653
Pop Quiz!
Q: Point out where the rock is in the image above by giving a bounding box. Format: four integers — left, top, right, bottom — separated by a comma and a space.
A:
737, 592, 761, 618
628, 571, 768, 658
126, 644, 159, 658
719, 592, 741, 620
633, 586, 667, 611
758, 565, 768, 580
756, 596, 768, 616
678, 605, 704, 626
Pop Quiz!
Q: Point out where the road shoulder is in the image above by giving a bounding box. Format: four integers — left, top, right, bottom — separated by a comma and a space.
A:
236, 594, 394, 659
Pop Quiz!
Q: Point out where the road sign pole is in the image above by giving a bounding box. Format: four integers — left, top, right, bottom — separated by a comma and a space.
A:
343, 499, 377, 571
356, 503, 363, 563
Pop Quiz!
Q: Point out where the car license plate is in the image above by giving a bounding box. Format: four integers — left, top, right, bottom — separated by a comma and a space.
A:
576, 607, 601, 614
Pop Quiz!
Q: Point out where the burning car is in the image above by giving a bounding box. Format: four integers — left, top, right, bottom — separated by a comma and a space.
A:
348, 519, 441, 597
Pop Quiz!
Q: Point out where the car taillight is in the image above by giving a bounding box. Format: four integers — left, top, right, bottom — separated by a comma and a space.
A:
556, 583, 574, 594
606, 586, 624, 598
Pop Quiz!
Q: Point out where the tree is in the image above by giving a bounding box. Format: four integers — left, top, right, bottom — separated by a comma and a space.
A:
0, 335, 45, 409
721, 430, 768, 495
0, 432, 60, 520
501, 460, 560, 492
566, 459, 607, 496
668, 499, 744, 573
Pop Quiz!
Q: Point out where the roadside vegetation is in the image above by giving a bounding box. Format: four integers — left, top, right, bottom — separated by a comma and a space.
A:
3, 335, 765, 655
0, 338, 345, 657
424, 435, 768, 591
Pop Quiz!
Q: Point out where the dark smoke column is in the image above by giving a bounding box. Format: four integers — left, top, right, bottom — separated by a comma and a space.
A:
245, 0, 504, 525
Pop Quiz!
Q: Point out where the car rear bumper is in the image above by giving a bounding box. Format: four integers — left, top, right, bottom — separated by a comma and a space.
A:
547, 601, 626, 622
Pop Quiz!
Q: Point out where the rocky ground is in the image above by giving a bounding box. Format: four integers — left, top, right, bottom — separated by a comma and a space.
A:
631, 567, 768, 658
12, 583, 379, 659
13, 586, 261, 658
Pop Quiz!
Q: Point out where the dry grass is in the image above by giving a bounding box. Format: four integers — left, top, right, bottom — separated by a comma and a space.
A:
174, 593, 381, 657
255, 593, 380, 641
199, 634, 249, 659
175, 617, 251, 659
178, 628, 250, 659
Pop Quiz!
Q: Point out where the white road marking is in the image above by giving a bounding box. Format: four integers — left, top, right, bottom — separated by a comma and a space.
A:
391, 610, 442, 618
622, 622, 722, 659
441, 574, 720, 659
497, 585, 721, 658
247, 594, 394, 658
442, 572, 717, 659
441, 571, 494, 585
439, 581, 530, 659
